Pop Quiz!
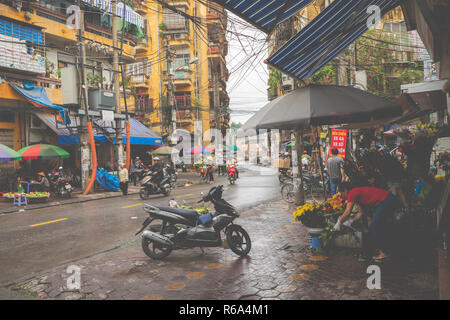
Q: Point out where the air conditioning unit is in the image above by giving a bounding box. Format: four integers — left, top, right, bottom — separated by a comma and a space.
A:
88, 89, 116, 111
282, 74, 294, 91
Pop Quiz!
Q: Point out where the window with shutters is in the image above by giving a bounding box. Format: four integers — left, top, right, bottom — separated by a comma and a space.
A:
136, 95, 153, 114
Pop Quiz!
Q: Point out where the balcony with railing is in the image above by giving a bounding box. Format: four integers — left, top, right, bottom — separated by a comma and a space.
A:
0, 0, 141, 58
206, 1, 227, 30
168, 0, 190, 10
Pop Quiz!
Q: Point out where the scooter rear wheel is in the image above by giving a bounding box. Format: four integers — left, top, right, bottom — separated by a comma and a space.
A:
141, 237, 172, 260
226, 225, 251, 256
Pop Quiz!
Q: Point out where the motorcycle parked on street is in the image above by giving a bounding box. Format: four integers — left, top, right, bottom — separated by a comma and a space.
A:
139, 172, 172, 199
136, 185, 251, 260
48, 167, 73, 198
278, 168, 292, 184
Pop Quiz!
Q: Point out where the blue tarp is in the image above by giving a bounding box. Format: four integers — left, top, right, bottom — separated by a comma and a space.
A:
10, 83, 71, 125
34, 112, 162, 146
95, 168, 120, 192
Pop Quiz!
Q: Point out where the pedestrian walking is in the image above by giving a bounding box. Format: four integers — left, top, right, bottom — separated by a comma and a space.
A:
119, 163, 129, 195
207, 163, 215, 184
326, 148, 345, 195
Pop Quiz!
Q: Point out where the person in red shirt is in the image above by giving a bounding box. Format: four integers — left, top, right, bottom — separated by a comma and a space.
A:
333, 182, 398, 260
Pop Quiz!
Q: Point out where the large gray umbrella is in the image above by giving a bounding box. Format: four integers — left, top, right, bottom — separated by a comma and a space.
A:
256, 85, 403, 129
241, 97, 278, 132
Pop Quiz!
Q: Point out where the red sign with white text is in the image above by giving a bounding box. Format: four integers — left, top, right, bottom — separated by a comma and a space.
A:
330, 129, 347, 159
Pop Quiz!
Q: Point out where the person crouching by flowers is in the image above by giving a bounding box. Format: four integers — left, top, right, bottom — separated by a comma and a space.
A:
333, 182, 399, 260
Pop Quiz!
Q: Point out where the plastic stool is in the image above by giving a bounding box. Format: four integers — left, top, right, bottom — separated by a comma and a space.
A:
13, 193, 28, 206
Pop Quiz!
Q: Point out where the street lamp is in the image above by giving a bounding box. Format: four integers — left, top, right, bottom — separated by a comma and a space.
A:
170, 57, 199, 74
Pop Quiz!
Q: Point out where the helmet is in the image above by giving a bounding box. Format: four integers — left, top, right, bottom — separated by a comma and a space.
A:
154, 157, 160, 161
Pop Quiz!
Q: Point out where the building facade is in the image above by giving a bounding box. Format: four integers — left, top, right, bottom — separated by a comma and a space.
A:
129, 0, 230, 142
0, 0, 145, 187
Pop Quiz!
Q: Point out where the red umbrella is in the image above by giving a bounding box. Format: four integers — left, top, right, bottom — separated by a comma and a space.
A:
17, 144, 70, 160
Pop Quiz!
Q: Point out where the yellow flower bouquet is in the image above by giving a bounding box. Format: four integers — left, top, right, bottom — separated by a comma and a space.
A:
293, 201, 326, 228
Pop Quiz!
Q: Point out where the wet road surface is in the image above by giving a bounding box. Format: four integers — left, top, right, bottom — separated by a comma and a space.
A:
0, 168, 279, 286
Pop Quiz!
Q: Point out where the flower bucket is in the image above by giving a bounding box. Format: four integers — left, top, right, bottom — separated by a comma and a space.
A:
310, 236, 322, 249
307, 227, 324, 236
307, 227, 324, 249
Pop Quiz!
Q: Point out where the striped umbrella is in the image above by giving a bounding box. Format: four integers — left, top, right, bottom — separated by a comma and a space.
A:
0, 144, 22, 161
18, 144, 70, 160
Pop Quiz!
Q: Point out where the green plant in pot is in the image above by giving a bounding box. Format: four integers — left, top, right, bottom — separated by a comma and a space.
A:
87, 72, 106, 88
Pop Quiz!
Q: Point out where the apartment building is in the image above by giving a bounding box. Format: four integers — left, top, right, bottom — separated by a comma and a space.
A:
129, 0, 230, 141
0, 0, 157, 183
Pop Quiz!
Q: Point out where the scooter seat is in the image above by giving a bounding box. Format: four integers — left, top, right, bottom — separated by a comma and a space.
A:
156, 206, 199, 225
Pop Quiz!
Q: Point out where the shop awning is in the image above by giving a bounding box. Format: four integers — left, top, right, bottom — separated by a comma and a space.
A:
9, 83, 70, 125
266, 0, 399, 80
34, 112, 162, 146
210, 0, 314, 33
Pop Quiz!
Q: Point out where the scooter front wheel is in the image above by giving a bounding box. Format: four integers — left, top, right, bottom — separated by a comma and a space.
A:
141, 237, 172, 260
226, 224, 251, 256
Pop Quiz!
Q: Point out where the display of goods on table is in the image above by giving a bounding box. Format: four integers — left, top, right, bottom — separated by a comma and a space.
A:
2, 192, 50, 202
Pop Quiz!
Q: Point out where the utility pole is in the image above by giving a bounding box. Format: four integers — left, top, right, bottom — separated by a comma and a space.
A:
337, 54, 348, 86
292, 129, 305, 207
165, 42, 175, 142
112, 0, 123, 168
77, 0, 91, 191
213, 69, 220, 131
350, 42, 357, 86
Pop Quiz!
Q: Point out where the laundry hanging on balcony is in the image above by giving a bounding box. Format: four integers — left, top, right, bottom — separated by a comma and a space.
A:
9, 83, 71, 126
82, 0, 145, 28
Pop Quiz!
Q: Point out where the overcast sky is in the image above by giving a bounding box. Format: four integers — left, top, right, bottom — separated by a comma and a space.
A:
226, 14, 269, 125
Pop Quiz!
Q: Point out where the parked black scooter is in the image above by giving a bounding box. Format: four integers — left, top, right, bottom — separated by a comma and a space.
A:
136, 185, 251, 260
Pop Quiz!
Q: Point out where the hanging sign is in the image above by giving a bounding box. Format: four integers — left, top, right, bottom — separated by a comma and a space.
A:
329, 129, 347, 159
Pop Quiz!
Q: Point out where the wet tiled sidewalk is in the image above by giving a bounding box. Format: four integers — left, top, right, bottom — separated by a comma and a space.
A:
7, 201, 438, 300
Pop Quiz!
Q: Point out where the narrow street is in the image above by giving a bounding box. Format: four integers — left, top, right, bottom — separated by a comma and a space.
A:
0, 167, 439, 300
0, 167, 279, 287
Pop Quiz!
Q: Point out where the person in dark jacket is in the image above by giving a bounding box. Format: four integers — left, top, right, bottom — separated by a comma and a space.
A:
150, 157, 164, 187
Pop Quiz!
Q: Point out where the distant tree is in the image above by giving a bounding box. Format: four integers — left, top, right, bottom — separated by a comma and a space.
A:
231, 122, 242, 130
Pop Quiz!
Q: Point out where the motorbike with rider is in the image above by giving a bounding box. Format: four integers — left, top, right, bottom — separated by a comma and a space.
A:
139, 157, 172, 199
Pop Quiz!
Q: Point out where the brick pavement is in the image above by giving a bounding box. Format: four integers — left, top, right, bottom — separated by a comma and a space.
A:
5, 201, 439, 300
